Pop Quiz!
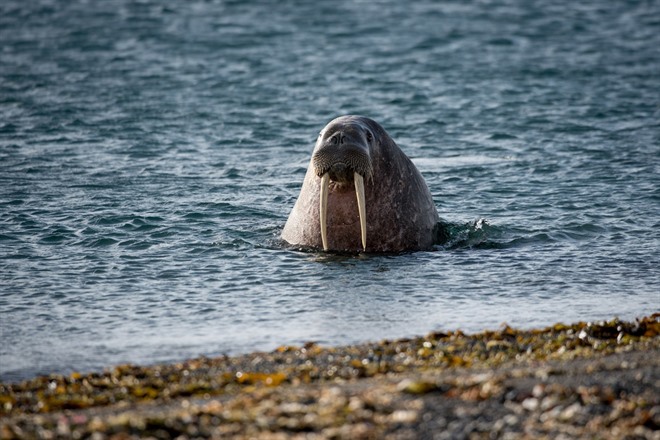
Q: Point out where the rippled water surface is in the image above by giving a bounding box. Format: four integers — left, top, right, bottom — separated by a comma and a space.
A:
1, 0, 659, 381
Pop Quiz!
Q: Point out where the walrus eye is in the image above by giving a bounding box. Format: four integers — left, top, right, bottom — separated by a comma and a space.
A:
366, 131, 373, 142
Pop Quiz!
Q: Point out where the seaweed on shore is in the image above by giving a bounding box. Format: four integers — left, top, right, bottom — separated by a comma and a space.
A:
1, 315, 657, 418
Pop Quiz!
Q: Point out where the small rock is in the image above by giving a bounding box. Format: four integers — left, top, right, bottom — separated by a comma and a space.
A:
522, 398, 539, 411
390, 410, 418, 423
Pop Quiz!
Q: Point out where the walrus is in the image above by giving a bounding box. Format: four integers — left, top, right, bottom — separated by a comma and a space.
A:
281, 115, 439, 253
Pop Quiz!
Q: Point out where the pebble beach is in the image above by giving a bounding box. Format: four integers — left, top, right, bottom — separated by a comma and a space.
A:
1, 315, 658, 439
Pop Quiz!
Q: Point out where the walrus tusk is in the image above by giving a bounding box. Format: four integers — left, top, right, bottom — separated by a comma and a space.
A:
320, 173, 329, 251
354, 172, 367, 251
319, 172, 366, 252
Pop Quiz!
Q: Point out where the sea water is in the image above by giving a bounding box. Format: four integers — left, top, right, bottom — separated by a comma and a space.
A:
1, 0, 659, 382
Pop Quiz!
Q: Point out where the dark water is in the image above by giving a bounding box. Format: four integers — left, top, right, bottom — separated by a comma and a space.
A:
1, 0, 659, 382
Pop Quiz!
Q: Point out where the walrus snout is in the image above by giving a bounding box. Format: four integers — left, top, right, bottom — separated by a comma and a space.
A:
312, 145, 373, 182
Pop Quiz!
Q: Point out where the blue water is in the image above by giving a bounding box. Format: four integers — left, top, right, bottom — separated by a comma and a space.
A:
1, 0, 659, 382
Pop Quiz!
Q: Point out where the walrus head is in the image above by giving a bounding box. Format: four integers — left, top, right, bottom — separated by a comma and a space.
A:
311, 116, 376, 252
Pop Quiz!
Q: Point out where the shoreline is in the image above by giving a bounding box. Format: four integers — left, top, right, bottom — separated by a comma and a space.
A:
1, 315, 658, 438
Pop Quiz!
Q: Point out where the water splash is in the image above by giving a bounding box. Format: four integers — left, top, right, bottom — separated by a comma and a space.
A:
436, 218, 501, 249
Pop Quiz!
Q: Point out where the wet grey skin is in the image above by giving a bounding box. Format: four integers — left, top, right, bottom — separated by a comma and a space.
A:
282, 115, 439, 253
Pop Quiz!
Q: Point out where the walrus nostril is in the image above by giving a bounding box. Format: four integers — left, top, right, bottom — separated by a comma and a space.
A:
329, 134, 349, 145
